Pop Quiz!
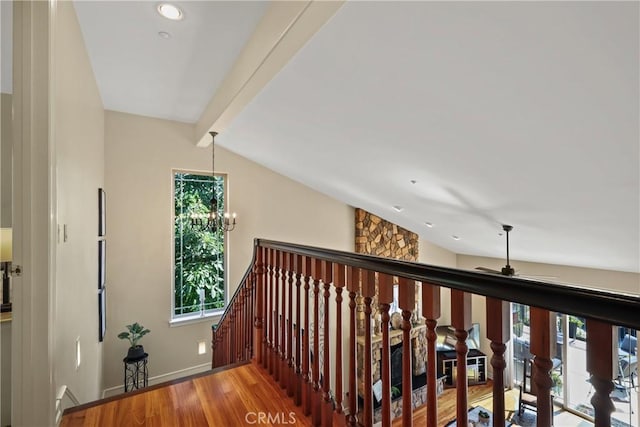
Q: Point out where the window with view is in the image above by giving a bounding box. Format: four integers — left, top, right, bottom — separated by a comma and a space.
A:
173, 172, 227, 319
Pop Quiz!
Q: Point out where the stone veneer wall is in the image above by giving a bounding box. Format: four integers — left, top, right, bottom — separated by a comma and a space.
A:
354, 208, 419, 336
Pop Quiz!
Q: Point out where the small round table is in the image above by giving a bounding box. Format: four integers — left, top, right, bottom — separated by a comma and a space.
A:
123, 353, 148, 392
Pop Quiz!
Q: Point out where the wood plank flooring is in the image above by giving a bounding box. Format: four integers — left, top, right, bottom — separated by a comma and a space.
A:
62, 364, 588, 426
62, 364, 502, 426
61, 362, 312, 427
392, 382, 499, 426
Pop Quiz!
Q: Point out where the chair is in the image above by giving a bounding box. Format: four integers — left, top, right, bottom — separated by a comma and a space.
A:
518, 358, 554, 425
619, 334, 637, 357
617, 355, 637, 388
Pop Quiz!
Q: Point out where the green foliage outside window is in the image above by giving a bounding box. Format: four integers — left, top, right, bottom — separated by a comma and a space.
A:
174, 172, 226, 316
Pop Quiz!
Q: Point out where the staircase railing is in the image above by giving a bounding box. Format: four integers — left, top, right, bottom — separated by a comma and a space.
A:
210, 246, 257, 368
212, 238, 640, 427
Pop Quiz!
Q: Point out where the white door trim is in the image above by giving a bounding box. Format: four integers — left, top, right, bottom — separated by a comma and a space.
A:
11, 0, 56, 425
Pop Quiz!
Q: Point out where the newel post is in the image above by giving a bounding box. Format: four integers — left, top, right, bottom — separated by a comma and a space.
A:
253, 246, 265, 366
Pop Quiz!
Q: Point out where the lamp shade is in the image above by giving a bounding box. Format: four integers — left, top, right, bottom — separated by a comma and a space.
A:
0, 228, 12, 262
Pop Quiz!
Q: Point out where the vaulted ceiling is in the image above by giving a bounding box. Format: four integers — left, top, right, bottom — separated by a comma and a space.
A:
73, 1, 639, 274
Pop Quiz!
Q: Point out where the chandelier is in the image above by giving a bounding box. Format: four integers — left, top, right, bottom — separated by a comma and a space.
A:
190, 131, 237, 232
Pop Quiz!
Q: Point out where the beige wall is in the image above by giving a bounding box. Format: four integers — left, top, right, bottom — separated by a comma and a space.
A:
103, 110, 354, 392
53, 0, 105, 404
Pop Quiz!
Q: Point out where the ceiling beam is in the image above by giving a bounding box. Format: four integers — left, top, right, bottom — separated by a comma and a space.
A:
194, 0, 344, 147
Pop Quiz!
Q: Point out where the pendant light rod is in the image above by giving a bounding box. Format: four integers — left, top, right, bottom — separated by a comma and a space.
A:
189, 132, 237, 232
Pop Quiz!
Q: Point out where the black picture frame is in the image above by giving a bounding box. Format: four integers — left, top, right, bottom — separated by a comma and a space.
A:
98, 288, 106, 342
98, 240, 106, 289
98, 188, 106, 237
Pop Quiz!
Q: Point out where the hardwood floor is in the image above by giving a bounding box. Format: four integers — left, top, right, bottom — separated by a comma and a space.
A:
392, 382, 502, 426
61, 362, 312, 427
62, 365, 590, 426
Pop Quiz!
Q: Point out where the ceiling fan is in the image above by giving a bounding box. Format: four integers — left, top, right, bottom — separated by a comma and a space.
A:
476, 224, 516, 276
475, 224, 557, 280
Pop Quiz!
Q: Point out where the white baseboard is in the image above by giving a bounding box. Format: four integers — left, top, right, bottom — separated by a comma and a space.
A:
102, 362, 211, 398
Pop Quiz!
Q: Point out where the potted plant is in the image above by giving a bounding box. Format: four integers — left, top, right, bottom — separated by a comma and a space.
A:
118, 322, 150, 360
514, 322, 524, 337
478, 409, 490, 425
551, 371, 563, 396
568, 316, 583, 339
391, 386, 401, 399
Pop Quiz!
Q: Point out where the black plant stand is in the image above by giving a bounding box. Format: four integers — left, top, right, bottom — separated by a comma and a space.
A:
123, 353, 148, 392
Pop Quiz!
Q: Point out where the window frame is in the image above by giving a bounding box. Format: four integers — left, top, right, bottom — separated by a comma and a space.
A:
170, 169, 229, 323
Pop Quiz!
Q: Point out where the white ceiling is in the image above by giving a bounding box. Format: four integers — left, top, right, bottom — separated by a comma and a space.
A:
76, 1, 639, 273
74, 1, 268, 123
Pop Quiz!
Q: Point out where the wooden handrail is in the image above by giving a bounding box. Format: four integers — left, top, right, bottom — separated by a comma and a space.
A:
256, 239, 640, 330
212, 238, 639, 427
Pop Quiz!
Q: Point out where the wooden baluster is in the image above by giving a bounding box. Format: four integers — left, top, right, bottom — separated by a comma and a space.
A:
346, 266, 359, 426
237, 288, 244, 360
287, 253, 295, 397
486, 297, 510, 427
378, 272, 394, 427
452, 289, 471, 427
321, 261, 333, 426
586, 319, 615, 427
217, 326, 221, 367
398, 277, 415, 427
228, 321, 233, 365
294, 254, 303, 406
311, 258, 322, 426
253, 272, 258, 357
280, 251, 288, 389
223, 324, 228, 366
243, 278, 248, 360
362, 269, 376, 427
530, 308, 554, 427
422, 282, 441, 427
274, 250, 281, 382
214, 329, 219, 368
333, 263, 345, 417
215, 327, 220, 367
227, 302, 236, 363
244, 284, 249, 359
266, 249, 273, 372
302, 256, 312, 416
248, 274, 254, 359
240, 288, 245, 360
240, 285, 245, 360
223, 326, 227, 366
211, 328, 218, 369
247, 276, 253, 359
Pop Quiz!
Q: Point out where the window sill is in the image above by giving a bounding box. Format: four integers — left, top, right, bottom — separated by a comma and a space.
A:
169, 310, 224, 328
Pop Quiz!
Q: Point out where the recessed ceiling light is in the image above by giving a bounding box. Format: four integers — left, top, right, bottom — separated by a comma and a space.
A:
158, 31, 171, 39
392, 205, 404, 212
157, 3, 183, 20
424, 222, 433, 228
452, 235, 460, 240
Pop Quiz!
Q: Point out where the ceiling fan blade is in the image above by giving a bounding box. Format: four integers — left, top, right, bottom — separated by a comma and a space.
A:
516, 274, 559, 281
475, 266, 502, 274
